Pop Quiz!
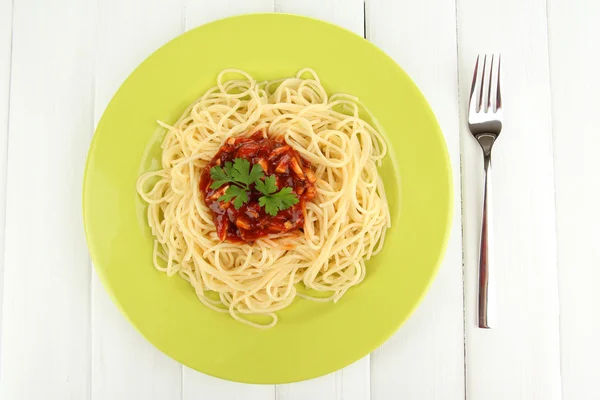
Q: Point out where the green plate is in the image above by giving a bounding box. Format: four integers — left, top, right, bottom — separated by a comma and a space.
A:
83, 13, 452, 384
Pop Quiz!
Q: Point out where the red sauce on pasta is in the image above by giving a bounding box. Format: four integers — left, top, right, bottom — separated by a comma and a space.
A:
199, 131, 316, 242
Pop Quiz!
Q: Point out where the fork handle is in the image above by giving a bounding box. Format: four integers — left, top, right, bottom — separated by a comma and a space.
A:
478, 153, 494, 328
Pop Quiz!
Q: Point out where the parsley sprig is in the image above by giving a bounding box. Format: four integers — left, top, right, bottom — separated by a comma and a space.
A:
256, 176, 299, 216
209, 158, 300, 216
209, 158, 263, 191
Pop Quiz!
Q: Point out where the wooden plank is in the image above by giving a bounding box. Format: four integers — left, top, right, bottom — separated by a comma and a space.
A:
547, 1, 600, 399
276, 375, 338, 400
276, 358, 370, 400
0, 0, 14, 381
0, 0, 94, 398
182, 1, 276, 399
457, 0, 562, 399
185, 0, 274, 29
274, 0, 365, 35
366, 0, 466, 399
183, 376, 275, 400
91, 1, 184, 399
272, 1, 371, 399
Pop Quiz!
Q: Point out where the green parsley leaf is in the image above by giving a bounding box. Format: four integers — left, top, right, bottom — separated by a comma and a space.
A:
258, 186, 299, 216
209, 165, 229, 189
223, 161, 234, 178
230, 158, 264, 186
209, 162, 236, 190
259, 196, 280, 217
255, 175, 278, 196
275, 187, 300, 209
209, 180, 227, 190
218, 186, 249, 210
248, 163, 265, 185
209, 160, 260, 190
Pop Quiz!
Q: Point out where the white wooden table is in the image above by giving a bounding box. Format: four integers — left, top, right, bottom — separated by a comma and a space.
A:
0, 0, 598, 399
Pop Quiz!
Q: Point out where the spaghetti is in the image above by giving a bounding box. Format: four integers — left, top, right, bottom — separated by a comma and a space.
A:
136, 69, 390, 328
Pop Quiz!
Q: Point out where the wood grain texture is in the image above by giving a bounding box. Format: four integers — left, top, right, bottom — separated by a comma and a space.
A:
276, 375, 338, 400
275, 358, 370, 400
457, 0, 562, 399
275, 0, 364, 35
185, 0, 273, 29
0, 0, 13, 381
183, 376, 274, 400
367, 0, 466, 399
92, 1, 184, 399
0, 0, 94, 398
0, 1, 584, 399
547, 1, 600, 399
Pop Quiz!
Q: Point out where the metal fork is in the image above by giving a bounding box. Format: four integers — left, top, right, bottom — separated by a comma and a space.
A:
468, 54, 502, 329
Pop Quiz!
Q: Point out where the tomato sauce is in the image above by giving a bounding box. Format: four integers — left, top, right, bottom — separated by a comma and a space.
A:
199, 131, 316, 242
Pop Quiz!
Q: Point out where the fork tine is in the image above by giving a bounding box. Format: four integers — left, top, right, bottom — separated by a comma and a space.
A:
469, 55, 482, 115
496, 54, 502, 111
487, 54, 494, 111
479, 55, 487, 112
